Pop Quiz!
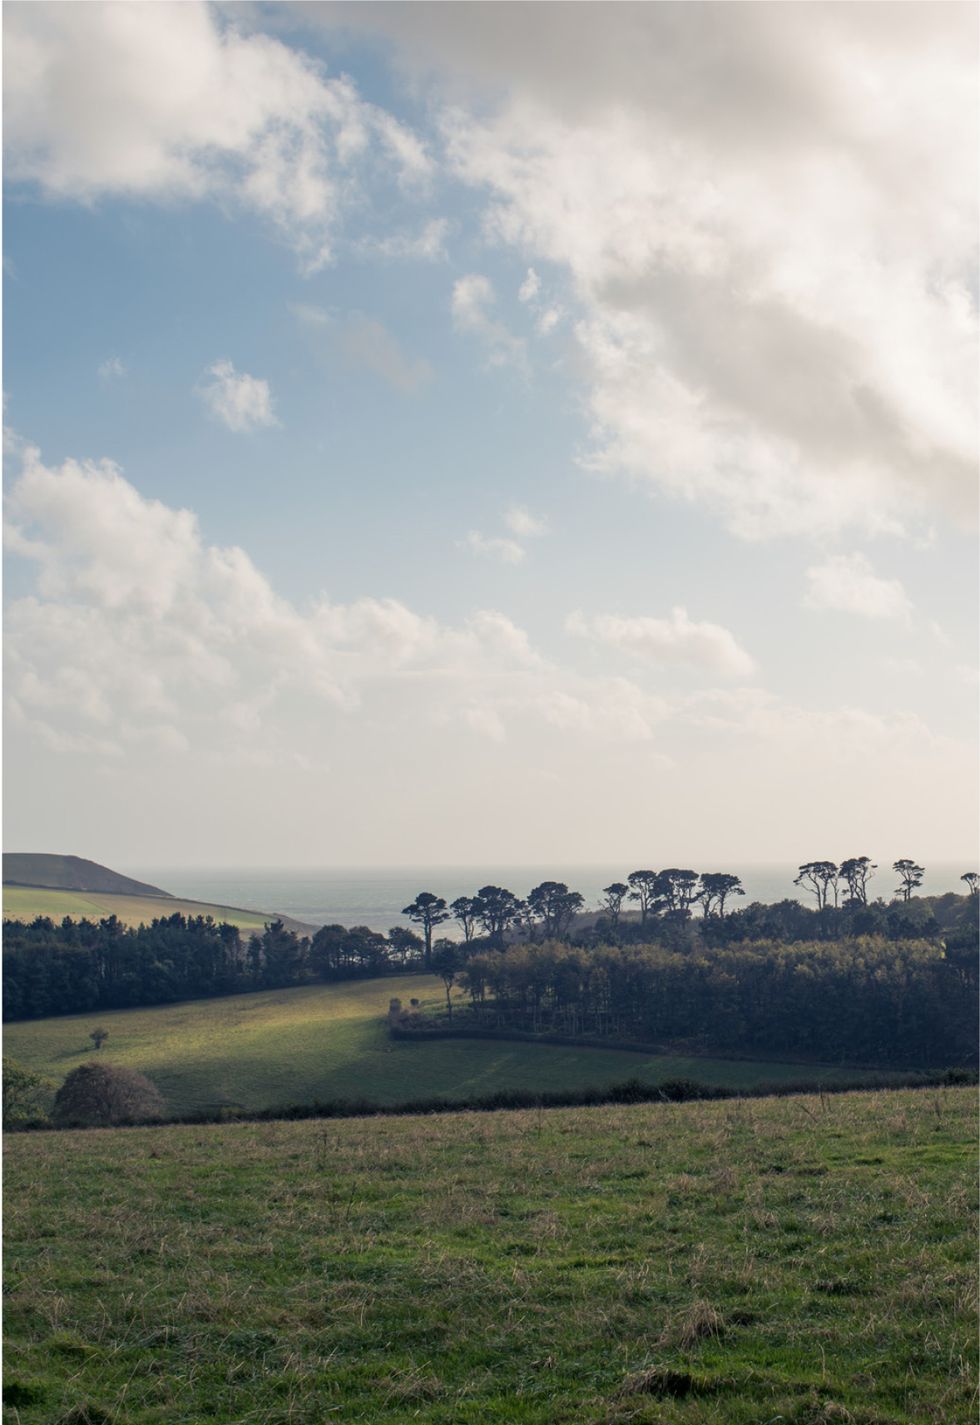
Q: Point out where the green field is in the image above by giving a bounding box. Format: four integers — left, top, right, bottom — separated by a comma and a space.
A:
2, 884, 279, 933
2, 974, 882, 1118
4, 1087, 976, 1423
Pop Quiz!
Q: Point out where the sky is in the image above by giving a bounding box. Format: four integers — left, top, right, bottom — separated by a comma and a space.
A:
2, 1, 977, 870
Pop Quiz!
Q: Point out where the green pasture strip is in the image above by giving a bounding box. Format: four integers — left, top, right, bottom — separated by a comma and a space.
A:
5, 975, 896, 1118
4, 1087, 976, 1424
2, 884, 272, 931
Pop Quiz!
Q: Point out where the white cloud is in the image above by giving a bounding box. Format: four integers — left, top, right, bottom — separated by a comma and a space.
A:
97, 356, 126, 382
567, 607, 756, 679
504, 505, 547, 538
463, 705, 506, 742
518, 267, 540, 303
198, 359, 277, 433
412, 4, 978, 537
804, 552, 912, 620
3, 1, 431, 269
462, 530, 526, 565
451, 273, 527, 370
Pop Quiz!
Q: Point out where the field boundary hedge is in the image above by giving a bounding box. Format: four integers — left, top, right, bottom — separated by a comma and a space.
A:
7, 1067, 975, 1134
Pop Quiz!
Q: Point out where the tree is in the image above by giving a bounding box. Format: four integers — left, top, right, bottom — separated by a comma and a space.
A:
840, 857, 876, 906
893, 859, 924, 903
450, 896, 481, 943
52, 1062, 165, 1127
3, 1058, 49, 1124
474, 886, 521, 947
600, 882, 629, 927
527, 882, 585, 940
655, 869, 700, 917
387, 926, 424, 966
960, 872, 979, 899
89, 1026, 110, 1051
627, 870, 659, 926
794, 862, 839, 910
401, 893, 450, 969
431, 940, 461, 1018
697, 873, 745, 918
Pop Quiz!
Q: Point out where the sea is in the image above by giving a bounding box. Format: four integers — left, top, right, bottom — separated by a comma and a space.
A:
122, 862, 973, 935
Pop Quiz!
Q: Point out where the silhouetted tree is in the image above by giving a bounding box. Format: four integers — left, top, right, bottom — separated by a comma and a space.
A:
474, 886, 521, 947
698, 873, 745, 918
387, 926, 424, 966
401, 893, 450, 969
655, 869, 700, 917
960, 872, 979, 899
840, 857, 876, 905
627, 870, 659, 926
89, 1027, 109, 1051
450, 896, 481, 942
893, 859, 925, 902
527, 881, 585, 939
600, 882, 629, 927
794, 862, 839, 910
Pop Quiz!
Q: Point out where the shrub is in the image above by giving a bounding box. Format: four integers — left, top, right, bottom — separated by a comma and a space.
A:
52, 1063, 165, 1127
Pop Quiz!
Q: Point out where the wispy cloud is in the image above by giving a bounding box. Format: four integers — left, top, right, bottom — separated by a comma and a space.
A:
198, 360, 277, 434
804, 553, 912, 620
452, 274, 527, 371
461, 531, 526, 565
567, 607, 756, 679
97, 356, 126, 382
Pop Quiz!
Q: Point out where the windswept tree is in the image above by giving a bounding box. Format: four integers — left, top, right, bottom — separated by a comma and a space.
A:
840, 857, 877, 905
893, 860, 925, 903
655, 869, 700, 917
474, 885, 521, 947
627, 870, 659, 926
960, 872, 979, 899
89, 1027, 109, 1051
527, 882, 585, 940
450, 896, 481, 943
600, 882, 629, 927
401, 893, 450, 969
794, 861, 839, 910
697, 873, 745, 918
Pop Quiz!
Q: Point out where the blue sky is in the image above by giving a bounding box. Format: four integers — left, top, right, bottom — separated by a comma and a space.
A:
3, 2, 977, 868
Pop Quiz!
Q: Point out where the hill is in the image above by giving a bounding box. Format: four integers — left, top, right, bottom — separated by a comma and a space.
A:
3, 853, 170, 898
1, 885, 289, 935
2, 973, 902, 1118
3, 1086, 975, 1423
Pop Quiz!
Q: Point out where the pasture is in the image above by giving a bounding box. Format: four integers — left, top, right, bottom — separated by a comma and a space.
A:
3, 1086, 976, 1423
3, 974, 881, 1118
2, 885, 277, 933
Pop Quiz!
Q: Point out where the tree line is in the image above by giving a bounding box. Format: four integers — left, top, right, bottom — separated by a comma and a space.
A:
442, 936, 978, 1068
4, 859, 975, 1023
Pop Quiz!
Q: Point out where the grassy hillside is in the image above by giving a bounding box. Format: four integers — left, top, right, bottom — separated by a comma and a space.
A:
2, 852, 169, 897
1, 885, 312, 935
4, 974, 897, 1118
4, 1087, 976, 1424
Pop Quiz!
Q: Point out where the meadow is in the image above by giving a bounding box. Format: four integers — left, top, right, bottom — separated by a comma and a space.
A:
3, 974, 883, 1119
2, 885, 275, 933
3, 1086, 976, 1424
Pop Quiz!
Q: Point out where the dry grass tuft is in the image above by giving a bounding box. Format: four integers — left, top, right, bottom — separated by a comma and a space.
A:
663, 1298, 726, 1349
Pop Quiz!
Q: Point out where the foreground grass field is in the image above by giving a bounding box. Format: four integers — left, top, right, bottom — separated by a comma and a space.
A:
4, 1087, 976, 1424
2, 884, 275, 932
3, 975, 881, 1116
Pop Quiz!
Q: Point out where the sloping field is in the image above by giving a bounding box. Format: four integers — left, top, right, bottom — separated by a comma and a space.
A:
5, 974, 885, 1117
2, 885, 298, 933
4, 1087, 976, 1424
2, 852, 169, 896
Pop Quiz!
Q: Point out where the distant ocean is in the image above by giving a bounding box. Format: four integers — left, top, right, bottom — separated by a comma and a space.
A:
122, 862, 974, 934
